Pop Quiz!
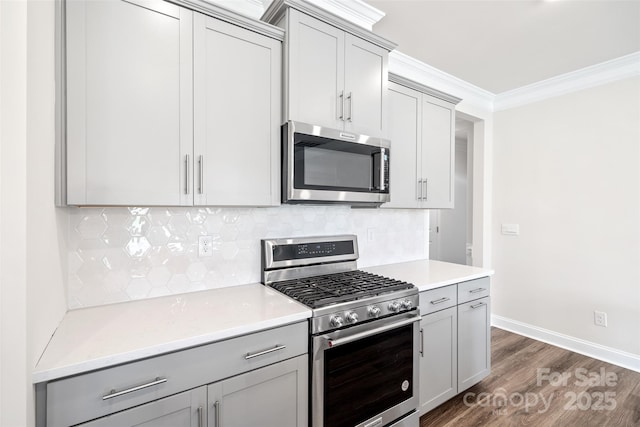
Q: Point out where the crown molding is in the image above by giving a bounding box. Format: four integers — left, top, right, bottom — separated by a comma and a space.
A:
306, 0, 385, 31
199, 0, 266, 19
389, 50, 495, 112
389, 73, 461, 105
494, 51, 640, 111
177, 0, 284, 39
262, 0, 395, 50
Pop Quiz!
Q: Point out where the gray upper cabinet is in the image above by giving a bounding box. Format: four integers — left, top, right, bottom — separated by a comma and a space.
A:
66, 0, 193, 206
63, 0, 282, 206
193, 13, 281, 206
263, 0, 395, 138
286, 10, 345, 131
385, 83, 421, 209
422, 96, 456, 208
385, 76, 460, 209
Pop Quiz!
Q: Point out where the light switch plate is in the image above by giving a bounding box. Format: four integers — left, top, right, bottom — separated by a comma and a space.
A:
501, 224, 520, 236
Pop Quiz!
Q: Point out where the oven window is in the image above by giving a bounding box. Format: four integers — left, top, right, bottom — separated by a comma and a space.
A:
293, 133, 382, 193
323, 324, 414, 427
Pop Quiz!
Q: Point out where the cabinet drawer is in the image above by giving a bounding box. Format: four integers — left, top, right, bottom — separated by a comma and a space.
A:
457, 277, 490, 304
420, 285, 457, 314
46, 322, 307, 427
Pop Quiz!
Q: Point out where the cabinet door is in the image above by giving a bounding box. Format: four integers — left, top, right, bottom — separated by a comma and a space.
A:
421, 96, 455, 208
384, 82, 422, 208
344, 34, 388, 137
458, 296, 491, 392
419, 306, 457, 414
208, 355, 308, 427
78, 387, 206, 427
287, 9, 345, 130
66, 0, 193, 205
193, 14, 281, 206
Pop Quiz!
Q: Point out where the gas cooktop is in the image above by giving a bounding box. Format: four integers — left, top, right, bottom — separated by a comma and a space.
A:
269, 270, 413, 309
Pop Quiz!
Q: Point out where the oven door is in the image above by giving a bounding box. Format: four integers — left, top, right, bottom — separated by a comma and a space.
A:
312, 311, 420, 427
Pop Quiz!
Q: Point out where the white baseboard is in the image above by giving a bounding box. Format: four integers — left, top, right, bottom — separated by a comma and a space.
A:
491, 315, 640, 373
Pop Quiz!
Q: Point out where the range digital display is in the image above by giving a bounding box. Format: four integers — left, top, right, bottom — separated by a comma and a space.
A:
272, 240, 354, 261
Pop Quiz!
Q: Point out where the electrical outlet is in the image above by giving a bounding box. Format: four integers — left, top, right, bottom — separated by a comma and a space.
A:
594, 311, 607, 327
198, 235, 213, 257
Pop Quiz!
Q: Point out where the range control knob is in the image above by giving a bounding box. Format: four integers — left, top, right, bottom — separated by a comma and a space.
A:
330, 315, 344, 328
368, 306, 381, 318
388, 301, 401, 313
401, 300, 413, 310
346, 312, 359, 324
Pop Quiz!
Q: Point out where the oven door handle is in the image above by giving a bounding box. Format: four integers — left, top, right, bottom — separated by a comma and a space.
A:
325, 315, 421, 348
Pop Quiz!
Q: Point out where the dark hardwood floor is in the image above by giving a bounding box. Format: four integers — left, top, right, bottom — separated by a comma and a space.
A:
419, 327, 640, 427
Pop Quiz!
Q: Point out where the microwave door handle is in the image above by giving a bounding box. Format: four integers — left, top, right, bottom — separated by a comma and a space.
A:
380, 149, 387, 191
373, 150, 386, 191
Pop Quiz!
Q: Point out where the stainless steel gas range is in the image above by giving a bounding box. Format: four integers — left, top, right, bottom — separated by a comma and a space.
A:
262, 235, 420, 427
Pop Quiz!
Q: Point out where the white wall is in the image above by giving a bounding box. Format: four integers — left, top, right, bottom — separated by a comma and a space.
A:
26, 0, 67, 375
0, 1, 67, 426
1, 2, 29, 425
492, 76, 640, 357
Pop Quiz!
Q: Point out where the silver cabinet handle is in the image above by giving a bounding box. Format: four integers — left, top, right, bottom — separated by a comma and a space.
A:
212, 400, 220, 427
423, 178, 428, 201
338, 91, 344, 121
184, 154, 190, 195
102, 377, 167, 400
470, 302, 486, 309
430, 297, 450, 305
198, 155, 204, 194
418, 179, 423, 200
197, 406, 204, 427
469, 288, 486, 294
346, 92, 353, 122
419, 328, 424, 357
244, 344, 286, 360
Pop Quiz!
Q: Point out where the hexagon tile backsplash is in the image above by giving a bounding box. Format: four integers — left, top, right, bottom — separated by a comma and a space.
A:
67, 206, 428, 309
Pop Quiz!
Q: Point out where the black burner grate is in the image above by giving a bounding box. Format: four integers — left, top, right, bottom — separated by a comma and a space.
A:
270, 270, 413, 308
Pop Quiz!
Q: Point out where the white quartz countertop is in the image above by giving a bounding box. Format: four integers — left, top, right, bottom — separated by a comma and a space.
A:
363, 259, 494, 292
33, 284, 311, 383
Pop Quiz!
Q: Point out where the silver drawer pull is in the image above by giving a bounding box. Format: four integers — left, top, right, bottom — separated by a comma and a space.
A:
102, 377, 167, 400
244, 344, 286, 360
430, 297, 450, 305
470, 302, 486, 309
469, 288, 486, 294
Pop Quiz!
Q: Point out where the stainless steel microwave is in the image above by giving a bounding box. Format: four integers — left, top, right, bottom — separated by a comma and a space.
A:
282, 121, 390, 207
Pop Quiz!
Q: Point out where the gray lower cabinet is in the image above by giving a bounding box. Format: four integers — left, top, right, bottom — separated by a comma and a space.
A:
418, 277, 491, 415
40, 322, 307, 427
419, 306, 457, 414
458, 296, 491, 392
208, 355, 308, 427
78, 387, 207, 427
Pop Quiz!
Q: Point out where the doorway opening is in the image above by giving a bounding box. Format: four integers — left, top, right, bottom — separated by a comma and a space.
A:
429, 116, 475, 265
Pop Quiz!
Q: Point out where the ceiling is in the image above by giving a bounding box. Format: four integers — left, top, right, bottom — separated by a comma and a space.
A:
366, 0, 640, 94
